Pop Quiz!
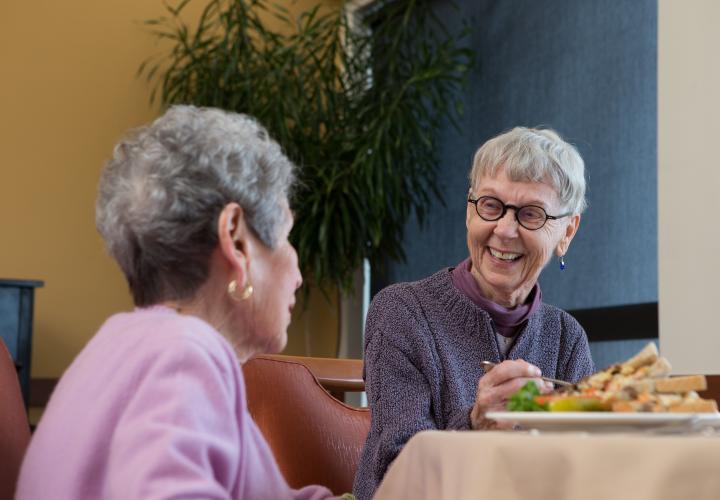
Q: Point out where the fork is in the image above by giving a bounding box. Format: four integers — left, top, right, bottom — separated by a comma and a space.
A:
480, 360, 574, 388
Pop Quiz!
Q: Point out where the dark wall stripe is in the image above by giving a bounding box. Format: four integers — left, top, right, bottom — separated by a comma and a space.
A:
569, 302, 658, 342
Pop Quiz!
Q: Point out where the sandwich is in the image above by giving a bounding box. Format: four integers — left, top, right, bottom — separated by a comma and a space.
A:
508, 342, 718, 413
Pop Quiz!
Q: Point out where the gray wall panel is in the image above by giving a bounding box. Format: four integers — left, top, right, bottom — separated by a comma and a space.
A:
382, 0, 657, 311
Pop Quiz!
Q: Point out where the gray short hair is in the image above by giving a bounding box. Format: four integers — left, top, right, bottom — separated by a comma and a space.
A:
469, 127, 587, 214
96, 105, 296, 306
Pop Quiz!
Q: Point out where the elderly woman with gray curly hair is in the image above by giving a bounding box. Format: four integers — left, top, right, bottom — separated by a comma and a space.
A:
354, 127, 596, 500
17, 106, 336, 499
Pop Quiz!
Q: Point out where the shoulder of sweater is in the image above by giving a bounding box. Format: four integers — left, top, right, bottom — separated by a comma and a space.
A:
61, 310, 242, 409
101, 309, 239, 372
368, 267, 466, 318
366, 281, 427, 330
365, 268, 482, 349
372, 267, 461, 303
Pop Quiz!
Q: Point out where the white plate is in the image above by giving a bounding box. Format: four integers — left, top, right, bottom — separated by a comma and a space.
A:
485, 411, 720, 433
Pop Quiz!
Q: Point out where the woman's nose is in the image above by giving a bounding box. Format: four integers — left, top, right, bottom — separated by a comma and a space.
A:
493, 210, 520, 237
288, 245, 303, 291
293, 256, 303, 291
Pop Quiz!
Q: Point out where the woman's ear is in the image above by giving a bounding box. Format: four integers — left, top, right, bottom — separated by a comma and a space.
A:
217, 203, 252, 287
555, 213, 581, 257
466, 203, 474, 229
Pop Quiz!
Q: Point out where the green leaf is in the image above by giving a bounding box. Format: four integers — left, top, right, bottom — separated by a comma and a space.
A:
507, 381, 549, 412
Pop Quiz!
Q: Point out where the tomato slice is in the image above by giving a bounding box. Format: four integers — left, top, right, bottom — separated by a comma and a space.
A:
533, 395, 558, 407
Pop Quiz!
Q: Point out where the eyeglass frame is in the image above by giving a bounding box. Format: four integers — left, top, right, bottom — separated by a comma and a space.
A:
467, 195, 571, 230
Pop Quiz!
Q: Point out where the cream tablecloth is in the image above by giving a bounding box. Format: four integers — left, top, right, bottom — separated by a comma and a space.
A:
373, 430, 720, 500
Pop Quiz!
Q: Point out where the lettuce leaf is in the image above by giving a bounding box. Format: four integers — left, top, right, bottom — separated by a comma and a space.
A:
507, 381, 549, 411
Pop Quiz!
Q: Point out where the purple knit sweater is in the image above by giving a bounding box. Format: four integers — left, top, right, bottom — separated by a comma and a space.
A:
353, 267, 594, 500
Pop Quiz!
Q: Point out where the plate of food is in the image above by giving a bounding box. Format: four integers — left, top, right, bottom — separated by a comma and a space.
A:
487, 342, 720, 433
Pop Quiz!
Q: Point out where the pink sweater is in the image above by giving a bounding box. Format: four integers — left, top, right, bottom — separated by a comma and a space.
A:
17, 306, 334, 500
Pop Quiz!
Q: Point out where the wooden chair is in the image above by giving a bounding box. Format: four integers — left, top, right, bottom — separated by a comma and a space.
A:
0, 339, 31, 499
243, 355, 370, 495
700, 375, 720, 406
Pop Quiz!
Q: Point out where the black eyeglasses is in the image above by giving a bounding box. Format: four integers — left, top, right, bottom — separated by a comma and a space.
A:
467, 195, 570, 230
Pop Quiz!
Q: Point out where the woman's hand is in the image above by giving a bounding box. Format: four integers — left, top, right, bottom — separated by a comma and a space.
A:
470, 359, 553, 430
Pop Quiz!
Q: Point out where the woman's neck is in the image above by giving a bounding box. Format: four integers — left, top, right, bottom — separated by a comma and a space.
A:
469, 266, 533, 308
161, 292, 259, 363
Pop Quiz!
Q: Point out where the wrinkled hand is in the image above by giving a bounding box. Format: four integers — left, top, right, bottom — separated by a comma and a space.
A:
470, 359, 553, 430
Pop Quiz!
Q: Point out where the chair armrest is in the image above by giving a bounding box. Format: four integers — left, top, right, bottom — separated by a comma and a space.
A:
254, 354, 364, 392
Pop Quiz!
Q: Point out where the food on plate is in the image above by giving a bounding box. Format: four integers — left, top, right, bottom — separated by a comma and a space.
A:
506, 382, 547, 412
507, 383, 610, 412
507, 342, 718, 413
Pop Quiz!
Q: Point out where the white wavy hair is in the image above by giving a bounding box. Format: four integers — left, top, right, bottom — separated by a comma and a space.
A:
469, 127, 587, 214
96, 105, 296, 306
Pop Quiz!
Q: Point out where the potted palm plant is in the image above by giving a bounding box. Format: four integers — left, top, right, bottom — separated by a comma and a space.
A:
140, 0, 472, 365
140, 0, 472, 294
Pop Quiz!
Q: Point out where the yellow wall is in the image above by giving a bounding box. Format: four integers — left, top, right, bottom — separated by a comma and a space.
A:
0, 0, 339, 379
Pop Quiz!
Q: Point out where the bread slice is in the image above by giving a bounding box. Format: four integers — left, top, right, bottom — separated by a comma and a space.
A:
647, 357, 672, 378
655, 393, 684, 408
655, 375, 707, 393
612, 400, 653, 412
668, 399, 718, 413
625, 379, 656, 394
622, 342, 658, 370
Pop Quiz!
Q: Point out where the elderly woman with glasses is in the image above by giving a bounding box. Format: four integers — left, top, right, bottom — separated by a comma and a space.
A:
354, 127, 595, 500
17, 106, 337, 499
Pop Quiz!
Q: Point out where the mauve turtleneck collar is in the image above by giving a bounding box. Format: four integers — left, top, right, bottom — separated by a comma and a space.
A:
451, 257, 542, 337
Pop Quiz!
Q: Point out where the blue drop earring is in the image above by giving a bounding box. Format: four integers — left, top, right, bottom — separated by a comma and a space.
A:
559, 255, 566, 271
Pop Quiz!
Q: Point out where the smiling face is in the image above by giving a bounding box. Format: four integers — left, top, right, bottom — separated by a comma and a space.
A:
466, 167, 580, 307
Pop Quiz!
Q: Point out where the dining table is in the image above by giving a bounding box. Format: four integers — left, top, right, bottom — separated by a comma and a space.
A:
373, 426, 720, 500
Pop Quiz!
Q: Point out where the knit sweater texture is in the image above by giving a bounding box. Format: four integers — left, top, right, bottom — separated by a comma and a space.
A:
353, 267, 594, 500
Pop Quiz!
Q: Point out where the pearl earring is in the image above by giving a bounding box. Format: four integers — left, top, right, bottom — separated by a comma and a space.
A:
228, 280, 254, 300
